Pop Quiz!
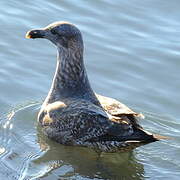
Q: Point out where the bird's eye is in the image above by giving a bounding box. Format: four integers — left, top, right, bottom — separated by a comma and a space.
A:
51, 29, 57, 35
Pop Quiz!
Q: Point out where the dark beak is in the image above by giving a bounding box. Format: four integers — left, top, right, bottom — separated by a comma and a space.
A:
26, 29, 45, 39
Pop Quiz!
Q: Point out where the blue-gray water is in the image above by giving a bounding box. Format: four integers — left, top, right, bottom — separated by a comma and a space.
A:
0, 0, 180, 179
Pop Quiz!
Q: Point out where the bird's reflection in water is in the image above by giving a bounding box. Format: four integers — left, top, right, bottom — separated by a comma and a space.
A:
34, 126, 145, 180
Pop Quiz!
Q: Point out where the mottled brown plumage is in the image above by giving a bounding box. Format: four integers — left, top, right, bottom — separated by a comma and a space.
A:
26, 21, 165, 152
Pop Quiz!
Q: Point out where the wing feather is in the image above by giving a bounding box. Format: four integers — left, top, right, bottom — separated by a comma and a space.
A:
39, 100, 134, 144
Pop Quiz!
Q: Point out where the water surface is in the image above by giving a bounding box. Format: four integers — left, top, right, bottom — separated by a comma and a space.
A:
0, 0, 180, 179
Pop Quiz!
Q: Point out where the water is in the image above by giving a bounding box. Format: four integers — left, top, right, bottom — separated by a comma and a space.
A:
0, 0, 180, 179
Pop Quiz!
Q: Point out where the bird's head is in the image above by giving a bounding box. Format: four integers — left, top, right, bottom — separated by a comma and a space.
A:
26, 21, 83, 50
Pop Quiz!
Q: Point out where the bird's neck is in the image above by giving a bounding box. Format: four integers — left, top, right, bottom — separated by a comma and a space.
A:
44, 48, 99, 105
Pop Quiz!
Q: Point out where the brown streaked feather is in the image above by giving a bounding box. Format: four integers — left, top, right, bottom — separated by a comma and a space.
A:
38, 99, 135, 142
97, 94, 143, 128
96, 94, 143, 117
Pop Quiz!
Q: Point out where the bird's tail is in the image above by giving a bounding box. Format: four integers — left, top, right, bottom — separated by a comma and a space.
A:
152, 133, 169, 140
131, 128, 169, 143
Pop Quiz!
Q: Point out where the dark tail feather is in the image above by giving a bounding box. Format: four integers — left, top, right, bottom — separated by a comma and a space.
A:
132, 128, 169, 143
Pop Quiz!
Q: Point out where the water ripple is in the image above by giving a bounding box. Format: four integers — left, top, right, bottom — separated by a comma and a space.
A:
0, 0, 180, 179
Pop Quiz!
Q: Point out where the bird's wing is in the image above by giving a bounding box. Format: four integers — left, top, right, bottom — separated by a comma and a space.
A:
41, 100, 135, 143
96, 94, 144, 118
